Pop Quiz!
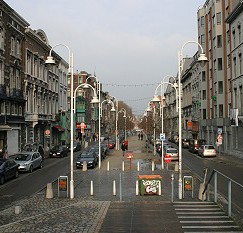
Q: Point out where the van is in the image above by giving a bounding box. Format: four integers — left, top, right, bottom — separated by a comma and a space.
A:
188, 139, 206, 153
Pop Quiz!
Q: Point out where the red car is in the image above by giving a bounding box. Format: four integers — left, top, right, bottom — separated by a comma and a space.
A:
107, 141, 115, 149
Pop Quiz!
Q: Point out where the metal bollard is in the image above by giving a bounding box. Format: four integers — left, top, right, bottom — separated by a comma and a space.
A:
15, 206, 22, 215
171, 173, 174, 203
90, 180, 94, 196
113, 180, 116, 196
158, 180, 161, 196
107, 161, 110, 171
152, 160, 155, 172
122, 161, 125, 171
137, 161, 140, 171
136, 180, 139, 196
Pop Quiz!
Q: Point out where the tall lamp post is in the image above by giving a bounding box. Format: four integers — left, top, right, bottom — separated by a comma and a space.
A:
118, 108, 126, 142
45, 44, 75, 199
178, 41, 208, 199
152, 76, 178, 169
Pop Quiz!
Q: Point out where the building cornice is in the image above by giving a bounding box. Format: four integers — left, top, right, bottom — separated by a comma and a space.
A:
226, 1, 243, 24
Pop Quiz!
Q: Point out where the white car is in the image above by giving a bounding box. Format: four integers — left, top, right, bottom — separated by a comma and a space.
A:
14, 152, 43, 173
198, 145, 217, 157
164, 148, 179, 161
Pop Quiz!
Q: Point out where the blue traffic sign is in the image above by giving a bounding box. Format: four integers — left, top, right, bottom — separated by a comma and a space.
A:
160, 133, 165, 141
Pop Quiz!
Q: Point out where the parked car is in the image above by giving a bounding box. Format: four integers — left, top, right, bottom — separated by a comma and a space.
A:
49, 145, 69, 158
164, 148, 179, 161
21, 142, 45, 160
107, 140, 115, 149
76, 151, 98, 169
90, 144, 107, 160
182, 139, 190, 148
188, 139, 207, 153
198, 145, 217, 157
14, 151, 43, 172
73, 141, 81, 152
0, 158, 19, 185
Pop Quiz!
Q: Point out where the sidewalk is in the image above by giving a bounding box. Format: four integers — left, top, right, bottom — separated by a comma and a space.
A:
0, 136, 205, 232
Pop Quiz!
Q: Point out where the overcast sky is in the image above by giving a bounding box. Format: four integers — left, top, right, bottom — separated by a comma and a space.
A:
5, 0, 206, 116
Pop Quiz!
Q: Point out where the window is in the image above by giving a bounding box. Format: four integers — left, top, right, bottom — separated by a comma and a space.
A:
202, 90, 206, 100
219, 104, 223, 118
218, 81, 223, 94
228, 55, 231, 68
202, 71, 206, 81
238, 24, 241, 44
0, 101, 4, 114
0, 27, 4, 49
218, 58, 222, 71
240, 53, 242, 75
16, 69, 20, 89
233, 57, 237, 77
201, 34, 205, 44
227, 30, 230, 44
201, 16, 205, 26
217, 35, 222, 48
214, 105, 217, 118
216, 12, 221, 25
213, 37, 216, 48
16, 39, 21, 57
11, 37, 15, 54
212, 15, 215, 26
0, 60, 3, 85
10, 67, 14, 89
233, 30, 236, 48
214, 59, 217, 71
203, 109, 206, 119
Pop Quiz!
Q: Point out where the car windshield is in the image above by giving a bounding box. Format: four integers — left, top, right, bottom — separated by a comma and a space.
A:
0, 159, 5, 168
205, 145, 215, 149
167, 149, 177, 153
15, 154, 31, 161
52, 145, 62, 150
79, 153, 93, 158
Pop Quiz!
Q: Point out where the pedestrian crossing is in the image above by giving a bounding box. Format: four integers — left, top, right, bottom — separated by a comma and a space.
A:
174, 201, 243, 232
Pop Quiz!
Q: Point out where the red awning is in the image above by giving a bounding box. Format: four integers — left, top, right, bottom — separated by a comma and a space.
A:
52, 125, 65, 132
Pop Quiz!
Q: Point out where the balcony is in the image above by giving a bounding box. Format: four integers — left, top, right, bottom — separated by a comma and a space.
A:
25, 113, 38, 122
10, 88, 24, 99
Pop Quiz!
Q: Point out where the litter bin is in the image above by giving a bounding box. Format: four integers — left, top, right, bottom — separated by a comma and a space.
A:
138, 175, 162, 195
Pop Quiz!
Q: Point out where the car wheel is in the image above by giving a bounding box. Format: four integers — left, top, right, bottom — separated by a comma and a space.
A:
29, 165, 33, 173
15, 170, 19, 178
0, 176, 4, 185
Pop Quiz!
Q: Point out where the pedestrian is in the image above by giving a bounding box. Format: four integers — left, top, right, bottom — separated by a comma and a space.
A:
141, 134, 143, 141
121, 141, 126, 156
138, 133, 141, 140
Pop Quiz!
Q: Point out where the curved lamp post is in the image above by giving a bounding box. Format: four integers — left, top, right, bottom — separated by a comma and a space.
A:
45, 44, 75, 199
152, 75, 178, 169
118, 108, 126, 142
178, 41, 208, 199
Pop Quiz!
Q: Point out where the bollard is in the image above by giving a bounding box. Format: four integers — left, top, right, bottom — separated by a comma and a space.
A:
152, 160, 155, 172
46, 182, 53, 199
171, 173, 174, 203
113, 180, 116, 196
158, 180, 162, 196
137, 161, 140, 171
107, 161, 110, 171
15, 206, 22, 215
136, 180, 139, 196
90, 180, 94, 196
82, 161, 87, 172
122, 161, 125, 171
174, 162, 179, 172
119, 173, 122, 201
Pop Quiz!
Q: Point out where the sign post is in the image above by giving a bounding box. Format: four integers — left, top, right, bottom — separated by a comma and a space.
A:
164, 154, 171, 170
126, 151, 133, 170
217, 134, 223, 156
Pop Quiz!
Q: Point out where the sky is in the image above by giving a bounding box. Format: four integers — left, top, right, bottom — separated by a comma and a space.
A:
5, 0, 206, 116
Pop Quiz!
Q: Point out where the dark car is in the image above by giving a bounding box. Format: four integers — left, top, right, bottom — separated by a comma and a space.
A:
0, 158, 19, 185
73, 141, 81, 152
76, 151, 98, 169
49, 145, 69, 158
88, 145, 106, 160
188, 139, 207, 153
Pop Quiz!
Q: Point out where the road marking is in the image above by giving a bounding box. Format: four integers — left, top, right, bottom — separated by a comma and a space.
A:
180, 220, 234, 223
176, 212, 225, 215
178, 215, 228, 219
182, 225, 240, 229
175, 208, 221, 211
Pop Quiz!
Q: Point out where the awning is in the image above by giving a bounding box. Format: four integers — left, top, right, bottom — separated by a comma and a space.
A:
52, 125, 65, 132
0, 125, 12, 131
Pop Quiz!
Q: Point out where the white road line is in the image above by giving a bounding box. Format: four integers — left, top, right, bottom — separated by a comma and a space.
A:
184, 232, 243, 233
174, 205, 218, 207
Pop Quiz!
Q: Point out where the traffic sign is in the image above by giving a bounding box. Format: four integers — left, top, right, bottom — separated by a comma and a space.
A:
164, 154, 171, 163
217, 134, 223, 145
160, 133, 165, 141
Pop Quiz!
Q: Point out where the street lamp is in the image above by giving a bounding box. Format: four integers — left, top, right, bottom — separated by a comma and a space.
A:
152, 76, 178, 169
118, 108, 126, 142
45, 44, 75, 199
178, 41, 208, 199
